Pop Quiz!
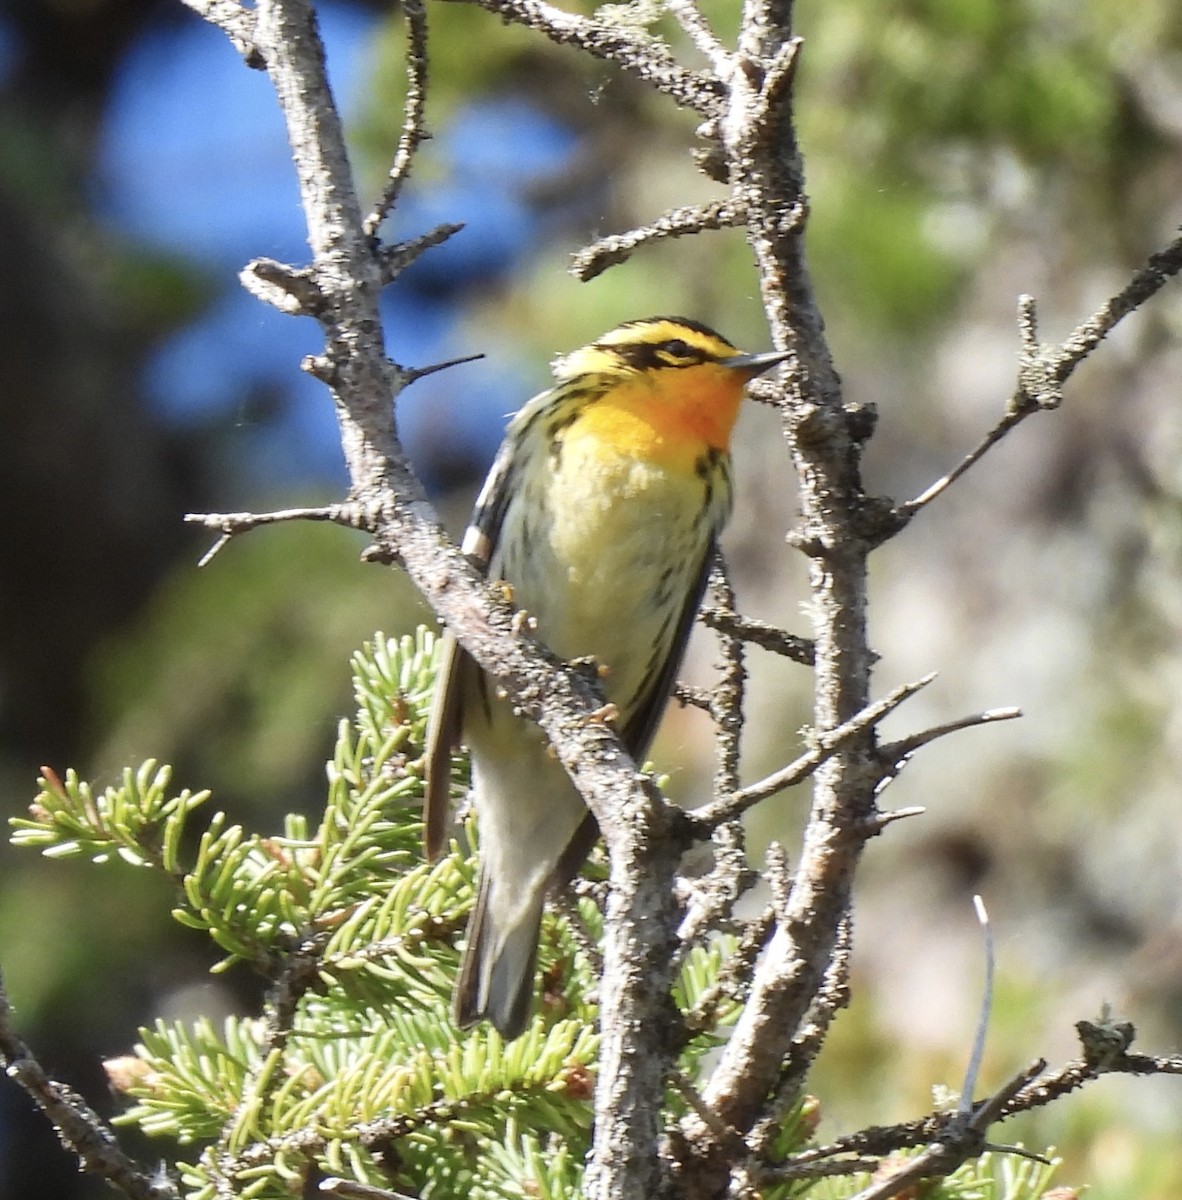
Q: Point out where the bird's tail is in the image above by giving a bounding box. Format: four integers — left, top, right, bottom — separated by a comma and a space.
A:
454, 868, 543, 1041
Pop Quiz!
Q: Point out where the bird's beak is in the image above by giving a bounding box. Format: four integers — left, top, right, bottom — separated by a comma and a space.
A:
721, 348, 792, 378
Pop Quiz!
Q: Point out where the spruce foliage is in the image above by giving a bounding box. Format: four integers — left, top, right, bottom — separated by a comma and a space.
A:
10, 630, 1065, 1198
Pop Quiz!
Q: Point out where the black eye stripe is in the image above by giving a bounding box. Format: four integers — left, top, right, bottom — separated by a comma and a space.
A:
609, 338, 713, 370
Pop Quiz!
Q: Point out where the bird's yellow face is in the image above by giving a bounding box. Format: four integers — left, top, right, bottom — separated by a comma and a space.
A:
551, 316, 785, 462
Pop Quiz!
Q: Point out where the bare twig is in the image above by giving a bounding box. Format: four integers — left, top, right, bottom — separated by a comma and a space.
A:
572, 200, 744, 280
378, 221, 465, 284
662, 0, 731, 74
1052, 231, 1182, 379
898, 407, 1024, 515
698, 606, 814, 665
669, 1072, 741, 1147
403, 351, 486, 384
692, 674, 936, 827
241, 257, 323, 315
439, 0, 725, 116
185, 503, 372, 566
746, 1017, 1179, 1200
847, 1062, 1044, 1200
899, 230, 1182, 517
755, 1155, 883, 1185
877, 705, 1022, 766
679, 905, 775, 1038
365, 0, 430, 233
0, 968, 177, 1200
960, 896, 994, 1114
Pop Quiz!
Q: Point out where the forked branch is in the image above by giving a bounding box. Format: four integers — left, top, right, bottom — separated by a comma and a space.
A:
899, 230, 1182, 517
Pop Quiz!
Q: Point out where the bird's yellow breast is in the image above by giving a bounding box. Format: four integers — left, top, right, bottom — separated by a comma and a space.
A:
493, 405, 732, 716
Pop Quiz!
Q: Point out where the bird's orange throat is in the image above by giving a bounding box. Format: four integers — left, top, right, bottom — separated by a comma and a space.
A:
574, 365, 745, 465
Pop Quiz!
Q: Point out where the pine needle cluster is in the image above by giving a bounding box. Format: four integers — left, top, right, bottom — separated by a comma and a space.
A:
9, 631, 1067, 1200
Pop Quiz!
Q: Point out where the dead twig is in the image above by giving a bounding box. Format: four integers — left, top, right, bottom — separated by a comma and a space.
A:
0, 969, 178, 1200
899, 230, 1182, 518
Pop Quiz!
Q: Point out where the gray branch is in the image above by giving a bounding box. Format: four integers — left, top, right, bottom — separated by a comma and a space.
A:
0, 969, 178, 1200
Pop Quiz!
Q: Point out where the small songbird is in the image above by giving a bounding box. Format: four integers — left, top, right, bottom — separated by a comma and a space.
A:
424, 316, 788, 1040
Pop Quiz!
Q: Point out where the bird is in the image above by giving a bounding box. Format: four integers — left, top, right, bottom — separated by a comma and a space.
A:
423, 316, 788, 1040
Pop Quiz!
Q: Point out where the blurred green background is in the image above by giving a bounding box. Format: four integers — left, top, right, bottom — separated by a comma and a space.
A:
2, 0, 1181, 1194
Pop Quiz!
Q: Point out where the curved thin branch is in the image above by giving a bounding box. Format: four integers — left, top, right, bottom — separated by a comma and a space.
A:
365, 0, 431, 234
439, 0, 725, 116
185, 504, 371, 565
572, 199, 745, 281
698, 606, 814, 664
692, 673, 936, 828
662, 0, 731, 75
877, 705, 1022, 766
899, 230, 1182, 518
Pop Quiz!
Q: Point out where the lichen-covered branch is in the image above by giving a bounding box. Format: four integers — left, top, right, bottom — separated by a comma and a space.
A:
439, 0, 725, 116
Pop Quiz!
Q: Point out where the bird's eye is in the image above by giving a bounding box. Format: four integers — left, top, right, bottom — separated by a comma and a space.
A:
663, 338, 691, 358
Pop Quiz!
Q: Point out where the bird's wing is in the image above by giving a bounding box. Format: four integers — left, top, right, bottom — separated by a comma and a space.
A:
619, 539, 716, 760
422, 438, 519, 861
423, 630, 466, 861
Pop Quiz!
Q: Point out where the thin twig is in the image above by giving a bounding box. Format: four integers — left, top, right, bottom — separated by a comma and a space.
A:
756, 1155, 883, 1185
0, 968, 177, 1200
1054, 230, 1182, 380
184, 503, 374, 565
899, 230, 1182, 517
960, 896, 994, 1114
378, 221, 465, 284
669, 1072, 741, 1147
698, 606, 814, 665
365, 0, 431, 233
764, 1022, 1182, 1193
662, 0, 731, 74
573, 199, 744, 281
439, 0, 725, 117
404, 352, 486, 384
847, 1062, 1044, 1200
679, 906, 775, 1038
896, 409, 1025, 515
877, 705, 1022, 765
693, 674, 936, 827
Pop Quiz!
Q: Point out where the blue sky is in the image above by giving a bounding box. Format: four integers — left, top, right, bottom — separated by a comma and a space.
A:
95, 3, 583, 491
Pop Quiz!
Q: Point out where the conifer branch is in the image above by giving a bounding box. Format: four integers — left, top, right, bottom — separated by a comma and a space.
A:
0, 969, 178, 1200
